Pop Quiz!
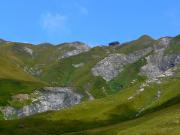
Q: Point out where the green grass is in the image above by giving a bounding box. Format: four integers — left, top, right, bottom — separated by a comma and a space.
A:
0, 77, 179, 135
8, 98, 32, 109
165, 35, 180, 54
69, 103, 180, 135
0, 112, 3, 121
0, 79, 45, 106
115, 35, 154, 54
108, 58, 147, 92
0, 45, 47, 106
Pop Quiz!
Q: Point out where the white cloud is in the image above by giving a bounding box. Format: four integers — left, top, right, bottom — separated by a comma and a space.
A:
80, 7, 89, 15
73, 3, 89, 16
40, 4, 88, 37
41, 13, 69, 34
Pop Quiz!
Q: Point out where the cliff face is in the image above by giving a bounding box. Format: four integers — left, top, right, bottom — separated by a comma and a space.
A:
140, 38, 180, 79
91, 47, 153, 81
0, 87, 82, 120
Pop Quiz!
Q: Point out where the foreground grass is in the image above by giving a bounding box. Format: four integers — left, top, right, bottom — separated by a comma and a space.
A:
0, 79, 45, 106
0, 77, 179, 135
68, 103, 180, 135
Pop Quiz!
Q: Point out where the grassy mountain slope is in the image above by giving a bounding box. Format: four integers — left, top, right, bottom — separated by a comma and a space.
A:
165, 35, 180, 54
116, 35, 155, 54
38, 36, 155, 98
0, 36, 155, 104
69, 103, 180, 135
0, 76, 179, 135
0, 35, 179, 135
0, 44, 47, 106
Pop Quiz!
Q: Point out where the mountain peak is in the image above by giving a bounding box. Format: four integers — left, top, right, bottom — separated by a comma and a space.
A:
174, 34, 180, 40
0, 38, 7, 42
138, 35, 154, 41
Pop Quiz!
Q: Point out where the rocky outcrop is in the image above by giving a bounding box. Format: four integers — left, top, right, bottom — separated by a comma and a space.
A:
140, 37, 180, 79
24, 64, 45, 76
12, 45, 34, 56
72, 63, 84, 68
140, 53, 179, 78
92, 37, 179, 81
12, 94, 29, 102
92, 47, 152, 81
59, 42, 90, 59
85, 90, 94, 101
0, 87, 82, 120
23, 47, 34, 56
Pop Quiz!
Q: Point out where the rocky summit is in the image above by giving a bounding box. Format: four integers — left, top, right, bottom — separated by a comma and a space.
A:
0, 35, 179, 135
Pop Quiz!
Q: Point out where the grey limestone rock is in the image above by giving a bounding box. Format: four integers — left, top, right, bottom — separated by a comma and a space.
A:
92, 47, 152, 81
141, 38, 180, 79
0, 87, 82, 120
60, 42, 90, 59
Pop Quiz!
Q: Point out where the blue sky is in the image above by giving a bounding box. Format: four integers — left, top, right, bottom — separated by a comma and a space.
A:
0, 0, 180, 46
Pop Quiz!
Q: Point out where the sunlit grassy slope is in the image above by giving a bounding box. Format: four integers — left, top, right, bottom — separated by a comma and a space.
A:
165, 35, 180, 54
0, 77, 179, 135
0, 44, 47, 106
69, 103, 180, 135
